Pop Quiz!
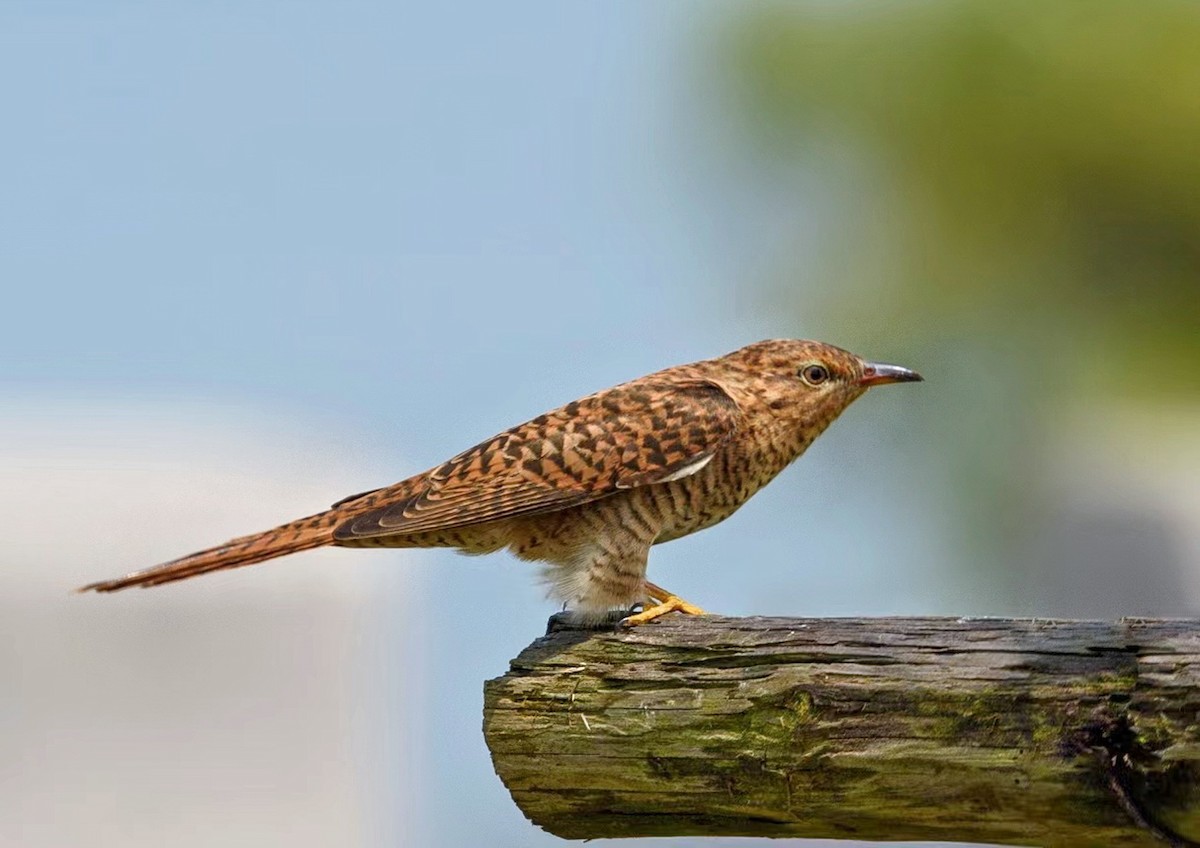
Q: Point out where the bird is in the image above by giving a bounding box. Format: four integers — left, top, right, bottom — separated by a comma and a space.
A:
79, 339, 922, 625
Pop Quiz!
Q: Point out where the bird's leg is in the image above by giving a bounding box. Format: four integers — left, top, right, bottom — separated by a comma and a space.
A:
620, 580, 707, 627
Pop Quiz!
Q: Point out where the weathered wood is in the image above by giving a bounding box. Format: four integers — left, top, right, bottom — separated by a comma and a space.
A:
483, 616, 1200, 846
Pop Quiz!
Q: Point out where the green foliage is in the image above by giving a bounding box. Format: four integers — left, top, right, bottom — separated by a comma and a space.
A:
727, 0, 1200, 395
713, 2, 1200, 604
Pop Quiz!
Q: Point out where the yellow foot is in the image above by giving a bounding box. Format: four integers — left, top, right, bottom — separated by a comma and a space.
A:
620, 581, 707, 627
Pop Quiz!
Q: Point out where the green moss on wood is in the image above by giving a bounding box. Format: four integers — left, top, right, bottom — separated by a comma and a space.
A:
485, 616, 1200, 845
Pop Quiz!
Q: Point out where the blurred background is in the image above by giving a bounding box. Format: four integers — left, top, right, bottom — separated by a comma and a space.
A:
3, 2, 1197, 847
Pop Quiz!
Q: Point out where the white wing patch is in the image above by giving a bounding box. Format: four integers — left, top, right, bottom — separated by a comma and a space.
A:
658, 453, 715, 483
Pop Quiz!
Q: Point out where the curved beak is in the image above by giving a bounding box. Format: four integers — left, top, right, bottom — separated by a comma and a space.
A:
860, 362, 923, 387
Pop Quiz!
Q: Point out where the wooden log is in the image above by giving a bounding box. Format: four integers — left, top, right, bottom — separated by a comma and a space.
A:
483, 616, 1200, 846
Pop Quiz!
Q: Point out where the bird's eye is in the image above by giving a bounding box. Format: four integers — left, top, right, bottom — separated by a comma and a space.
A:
800, 364, 830, 386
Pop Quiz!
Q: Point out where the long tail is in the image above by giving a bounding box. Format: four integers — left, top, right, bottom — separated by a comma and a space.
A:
77, 511, 340, 592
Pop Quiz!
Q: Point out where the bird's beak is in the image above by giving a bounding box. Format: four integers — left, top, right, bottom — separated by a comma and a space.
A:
859, 362, 923, 387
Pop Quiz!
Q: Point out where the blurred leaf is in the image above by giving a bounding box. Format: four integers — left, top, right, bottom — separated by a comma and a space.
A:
716, 0, 1200, 605
726, 0, 1200, 395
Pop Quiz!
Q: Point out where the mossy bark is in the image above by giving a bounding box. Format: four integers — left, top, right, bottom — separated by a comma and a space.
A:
483, 616, 1200, 846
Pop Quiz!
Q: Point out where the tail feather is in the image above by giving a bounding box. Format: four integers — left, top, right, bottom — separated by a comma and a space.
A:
78, 511, 339, 592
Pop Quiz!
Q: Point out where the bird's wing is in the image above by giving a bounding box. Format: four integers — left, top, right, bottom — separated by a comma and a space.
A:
333, 379, 740, 540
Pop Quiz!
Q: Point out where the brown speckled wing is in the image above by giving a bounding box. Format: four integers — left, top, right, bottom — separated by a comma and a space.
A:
333, 379, 740, 540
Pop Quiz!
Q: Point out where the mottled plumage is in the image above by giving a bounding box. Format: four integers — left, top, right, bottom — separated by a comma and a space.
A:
80, 339, 921, 623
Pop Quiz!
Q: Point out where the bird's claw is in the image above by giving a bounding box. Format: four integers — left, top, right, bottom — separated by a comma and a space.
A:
619, 593, 707, 627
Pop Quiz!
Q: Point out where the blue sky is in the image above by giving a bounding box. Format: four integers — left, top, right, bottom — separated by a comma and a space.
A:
2, 4, 943, 846
2, 2, 738, 402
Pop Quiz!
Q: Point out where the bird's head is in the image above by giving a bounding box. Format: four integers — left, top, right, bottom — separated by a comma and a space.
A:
718, 339, 923, 436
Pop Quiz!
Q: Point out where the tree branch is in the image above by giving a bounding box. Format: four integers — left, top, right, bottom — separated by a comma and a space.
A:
483, 616, 1200, 846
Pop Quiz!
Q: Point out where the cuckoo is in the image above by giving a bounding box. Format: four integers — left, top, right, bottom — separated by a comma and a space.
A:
80, 339, 922, 625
